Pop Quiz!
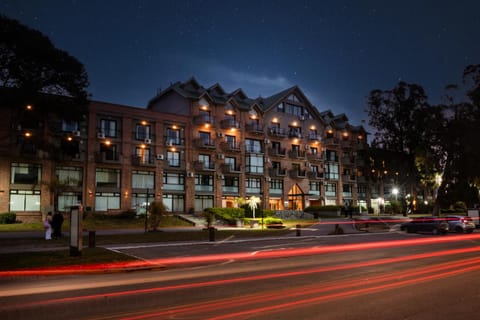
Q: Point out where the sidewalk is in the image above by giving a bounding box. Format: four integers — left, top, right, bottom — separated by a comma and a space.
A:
0, 217, 403, 254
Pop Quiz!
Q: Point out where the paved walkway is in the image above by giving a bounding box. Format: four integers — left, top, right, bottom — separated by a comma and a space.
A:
0, 217, 407, 254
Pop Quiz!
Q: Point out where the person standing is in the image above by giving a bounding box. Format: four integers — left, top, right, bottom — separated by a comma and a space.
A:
52, 211, 64, 239
44, 212, 53, 240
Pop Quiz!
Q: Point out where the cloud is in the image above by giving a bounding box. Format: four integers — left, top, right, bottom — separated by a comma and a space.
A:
204, 64, 293, 96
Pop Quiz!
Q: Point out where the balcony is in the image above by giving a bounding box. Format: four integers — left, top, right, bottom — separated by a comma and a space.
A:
221, 163, 241, 174
220, 141, 241, 152
357, 176, 366, 183
193, 138, 216, 149
164, 159, 186, 170
341, 140, 352, 148
288, 131, 303, 139
194, 161, 215, 171
268, 147, 286, 157
289, 169, 306, 179
245, 145, 264, 154
220, 119, 240, 130
268, 127, 287, 138
245, 123, 264, 135
131, 155, 155, 166
342, 156, 355, 165
94, 151, 120, 163
164, 138, 184, 147
308, 133, 321, 141
324, 137, 338, 145
307, 171, 324, 180
268, 167, 287, 177
194, 115, 215, 126
342, 174, 356, 182
306, 153, 323, 162
288, 150, 306, 159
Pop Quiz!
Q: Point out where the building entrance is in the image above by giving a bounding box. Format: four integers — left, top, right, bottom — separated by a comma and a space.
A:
287, 184, 305, 210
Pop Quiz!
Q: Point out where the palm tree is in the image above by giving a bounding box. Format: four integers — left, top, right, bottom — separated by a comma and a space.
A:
247, 196, 261, 220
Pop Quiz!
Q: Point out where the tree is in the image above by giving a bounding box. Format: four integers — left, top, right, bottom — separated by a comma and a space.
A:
366, 81, 430, 153
246, 196, 261, 220
0, 15, 89, 102
148, 201, 168, 231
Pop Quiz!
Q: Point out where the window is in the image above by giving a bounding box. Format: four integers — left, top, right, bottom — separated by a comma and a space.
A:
100, 143, 119, 161
163, 172, 185, 191
325, 163, 339, 180
167, 151, 180, 167
224, 156, 237, 171
222, 176, 239, 193
195, 195, 213, 211
11, 163, 41, 184
246, 178, 261, 193
56, 166, 82, 186
135, 147, 151, 164
95, 192, 120, 211
100, 119, 117, 137
325, 183, 337, 197
288, 126, 302, 137
309, 181, 321, 196
269, 179, 283, 193
9, 190, 40, 211
225, 135, 236, 148
163, 194, 185, 212
131, 192, 155, 214
246, 154, 264, 174
324, 149, 338, 162
166, 127, 181, 145
96, 168, 120, 188
311, 147, 318, 154
285, 103, 302, 116
132, 171, 154, 189
62, 120, 79, 132
195, 174, 213, 192
343, 184, 353, 197
198, 154, 212, 169
276, 103, 284, 112
199, 131, 211, 145
135, 123, 151, 140
58, 192, 82, 212
245, 139, 262, 153
358, 184, 367, 197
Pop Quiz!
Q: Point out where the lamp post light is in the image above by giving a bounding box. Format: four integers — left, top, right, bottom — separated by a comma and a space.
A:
392, 187, 399, 200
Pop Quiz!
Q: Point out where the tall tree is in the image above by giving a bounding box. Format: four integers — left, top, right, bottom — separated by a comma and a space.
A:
0, 15, 89, 102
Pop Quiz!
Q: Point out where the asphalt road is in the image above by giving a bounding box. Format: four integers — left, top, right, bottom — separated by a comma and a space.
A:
1, 231, 480, 320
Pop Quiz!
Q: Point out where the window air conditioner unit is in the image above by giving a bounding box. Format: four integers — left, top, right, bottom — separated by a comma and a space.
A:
156, 154, 164, 160
217, 132, 224, 138
217, 153, 225, 159
144, 138, 152, 144
73, 130, 81, 137
264, 139, 270, 144
300, 115, 306, 121
305, 144, 310, 150
97, 132, 105, 139
166, 141, 173, 146
187, 172, 195, 177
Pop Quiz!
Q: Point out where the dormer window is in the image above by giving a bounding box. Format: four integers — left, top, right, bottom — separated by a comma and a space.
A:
199, 98, 210, 110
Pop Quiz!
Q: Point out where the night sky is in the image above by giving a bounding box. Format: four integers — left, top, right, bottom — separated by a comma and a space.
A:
2, 0, 480, 126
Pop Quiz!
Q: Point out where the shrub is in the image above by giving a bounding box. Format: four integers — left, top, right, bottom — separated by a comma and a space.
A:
452, 201, 467, 213
264, 217, 283, 225
148, 201, 168, 231
0, 212, 16, 224
205, 208, 245, 225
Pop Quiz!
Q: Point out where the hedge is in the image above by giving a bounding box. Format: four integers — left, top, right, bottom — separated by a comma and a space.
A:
0, 212, 16, 224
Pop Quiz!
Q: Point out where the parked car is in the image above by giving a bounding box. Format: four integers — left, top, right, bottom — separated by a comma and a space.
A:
445, 215, 475, 233
400, 216, 449, 235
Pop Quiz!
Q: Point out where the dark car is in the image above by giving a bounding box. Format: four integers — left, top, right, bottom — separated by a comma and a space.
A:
445, 215, 475, 233
400, 216, 449, 235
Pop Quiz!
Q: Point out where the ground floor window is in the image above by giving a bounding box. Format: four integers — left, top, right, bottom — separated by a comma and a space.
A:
269, 198, 283, 210
9, 190, 40, 211
95, 192, 120, 211
194, 195, 213, 212
58, 192, 82, 212
131, 193, 155, 215
163, 194, 185, 212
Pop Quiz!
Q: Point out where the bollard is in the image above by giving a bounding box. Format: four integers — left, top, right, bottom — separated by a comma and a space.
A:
208, 226, 215, 242
296, 224, 301, 236
88, 230, 96, 248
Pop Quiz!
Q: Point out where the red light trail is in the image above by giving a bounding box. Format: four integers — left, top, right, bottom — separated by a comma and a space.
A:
2, 233, 480, 277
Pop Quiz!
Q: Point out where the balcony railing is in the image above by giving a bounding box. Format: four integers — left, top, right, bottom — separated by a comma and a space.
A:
289, 169, 306, 179
268, 147, 286, 157
306, 153, 322, 162
193, 138, 216, 149
288, 150, 306, 159
245, 123, 264, 135
288, 131, 303, 139
220, 119, 240, 129
308, 133, 321, 141
307, 171, 323, 180
94, 151, 120, 163
221, 163, 241, 174
193, 115, 215, 126
245, 145, 264, 153
268, 127, 287, 138
131, 155, 155, 166
220, 141, 241, 152
194, 161, 216, 171
269, 167, 287, 177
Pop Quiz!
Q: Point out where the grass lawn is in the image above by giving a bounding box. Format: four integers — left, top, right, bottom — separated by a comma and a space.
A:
0, 216, 318, 272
